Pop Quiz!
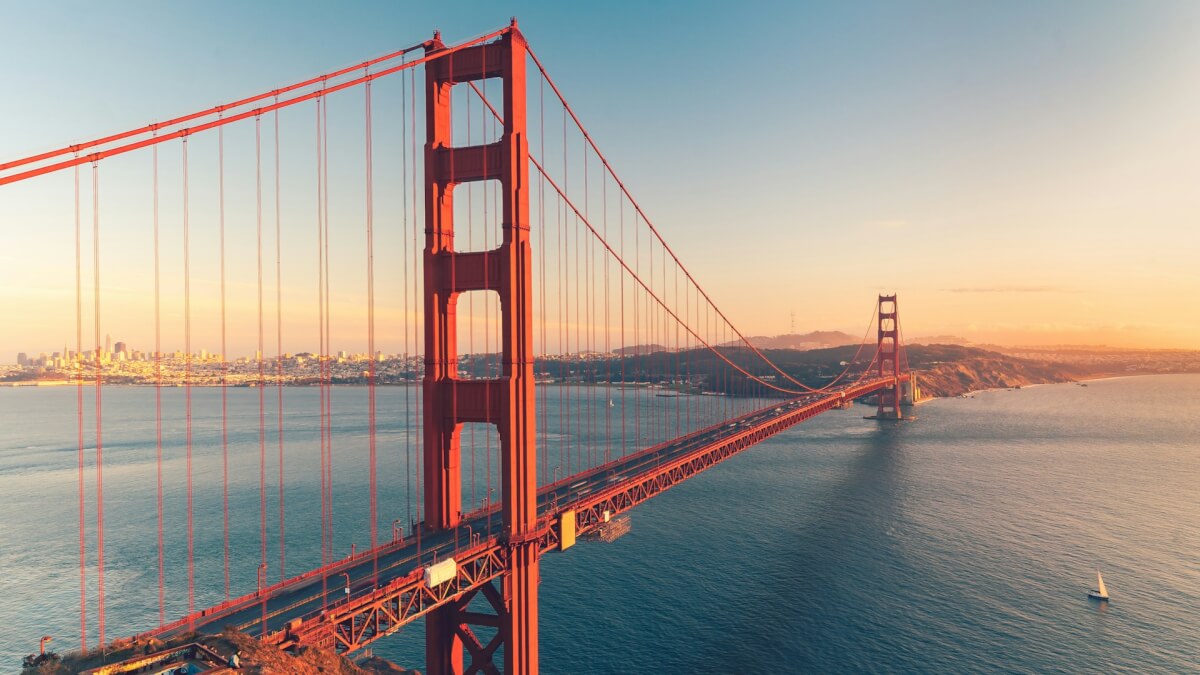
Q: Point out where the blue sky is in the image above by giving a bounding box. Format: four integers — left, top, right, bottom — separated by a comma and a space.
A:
2, 0, 1198, 354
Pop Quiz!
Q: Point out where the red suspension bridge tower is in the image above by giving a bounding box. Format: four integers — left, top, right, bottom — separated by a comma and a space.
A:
422, 23, 539, 675
875, 294, 903, 420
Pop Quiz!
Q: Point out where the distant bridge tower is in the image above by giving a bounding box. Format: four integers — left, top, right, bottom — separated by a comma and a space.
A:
423, 22, 539, 675
876, 294, 902, 419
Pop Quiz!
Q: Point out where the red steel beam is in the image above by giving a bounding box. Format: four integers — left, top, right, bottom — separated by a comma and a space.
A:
276, 544, 510, 653
0, 43, 427, 174
264, 377, 905, 657
0, 28, 509, 187
545, 377, 905, 547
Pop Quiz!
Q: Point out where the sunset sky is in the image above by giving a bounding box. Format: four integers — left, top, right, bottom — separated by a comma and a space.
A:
2, 0, 1198, 358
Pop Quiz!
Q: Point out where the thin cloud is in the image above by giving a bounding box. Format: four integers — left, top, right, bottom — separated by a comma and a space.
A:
864, 219, 908, 229
940, 285, 1074, 294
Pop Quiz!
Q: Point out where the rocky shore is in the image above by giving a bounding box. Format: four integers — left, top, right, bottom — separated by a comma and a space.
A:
20, 629, 419, 675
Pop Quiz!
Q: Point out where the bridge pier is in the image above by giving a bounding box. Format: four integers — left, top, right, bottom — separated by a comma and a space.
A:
423, 22, 538, 675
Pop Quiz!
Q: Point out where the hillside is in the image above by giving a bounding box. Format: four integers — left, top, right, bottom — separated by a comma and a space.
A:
751, 343, 1084, 398
901, 344, 1085, 397
528, 342, 1084, 400
722, 331, 858, 350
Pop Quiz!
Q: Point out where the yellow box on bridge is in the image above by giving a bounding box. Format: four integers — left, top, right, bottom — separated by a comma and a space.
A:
560, 509, 576, 550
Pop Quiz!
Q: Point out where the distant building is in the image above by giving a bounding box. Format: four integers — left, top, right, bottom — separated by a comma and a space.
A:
114, 341, 127, 354
17, 352, 28, 366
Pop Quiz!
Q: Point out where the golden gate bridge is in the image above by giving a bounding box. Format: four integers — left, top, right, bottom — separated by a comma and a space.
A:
1, 21, 911, 674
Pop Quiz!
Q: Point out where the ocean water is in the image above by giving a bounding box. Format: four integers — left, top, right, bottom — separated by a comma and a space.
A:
1, 375, 1197, 672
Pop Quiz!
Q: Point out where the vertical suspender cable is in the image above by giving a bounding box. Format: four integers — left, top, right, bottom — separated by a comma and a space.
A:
603, 167, 611, 464
557, 109, 565, 480
490, 83, 499, 508
92, 162, 106, 647
468, 89, 477, 510
315, 97, 329, 591
482, 67, 492, 524
619, 189, 626, 459
219, 120, 230, 601
480, 56, 493, 533
654, 234, 660, 445
574, 130, 583, 473
320, 109, 328, 566
153, 141, 164, 625
647, 221, 654, 446
633, 211, 640, 452
411, 65, 421, 538
401, 63, 412, 532
562, 103, 570, 478
538, 73, 548, 486
667, 248, 673, 440
74, 159, 87, 651
366, 77, 379, 579
256, 115, 268, 575
322, 96, 334, 562
182, 137, 194, 618
676, 265, 681, 437
683, 268, 687, 433
590, 151, 598, 468
583, 141, 591, 469
275, 99, 287, 580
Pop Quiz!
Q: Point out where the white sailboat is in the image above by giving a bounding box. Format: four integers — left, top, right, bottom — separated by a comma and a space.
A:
1088, 570, 1110, 601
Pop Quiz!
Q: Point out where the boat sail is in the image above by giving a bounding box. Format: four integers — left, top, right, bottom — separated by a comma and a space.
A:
1088, 570, 1110, 601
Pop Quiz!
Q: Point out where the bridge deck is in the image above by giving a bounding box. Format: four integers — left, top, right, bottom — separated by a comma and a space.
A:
142, 375, 905, 651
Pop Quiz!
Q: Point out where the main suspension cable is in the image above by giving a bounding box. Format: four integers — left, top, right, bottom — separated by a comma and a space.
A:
466, 78, 871, 394
524, 45, 857, 393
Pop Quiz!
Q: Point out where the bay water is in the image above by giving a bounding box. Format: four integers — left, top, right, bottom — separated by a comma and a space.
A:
1, 375, 1197, 672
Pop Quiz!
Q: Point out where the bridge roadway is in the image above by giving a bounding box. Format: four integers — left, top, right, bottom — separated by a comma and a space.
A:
143, 375, 904, 648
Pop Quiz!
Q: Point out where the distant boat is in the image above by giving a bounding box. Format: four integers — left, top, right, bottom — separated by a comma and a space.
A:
1088, 570, 1110, 601
608, 399, 615, 407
